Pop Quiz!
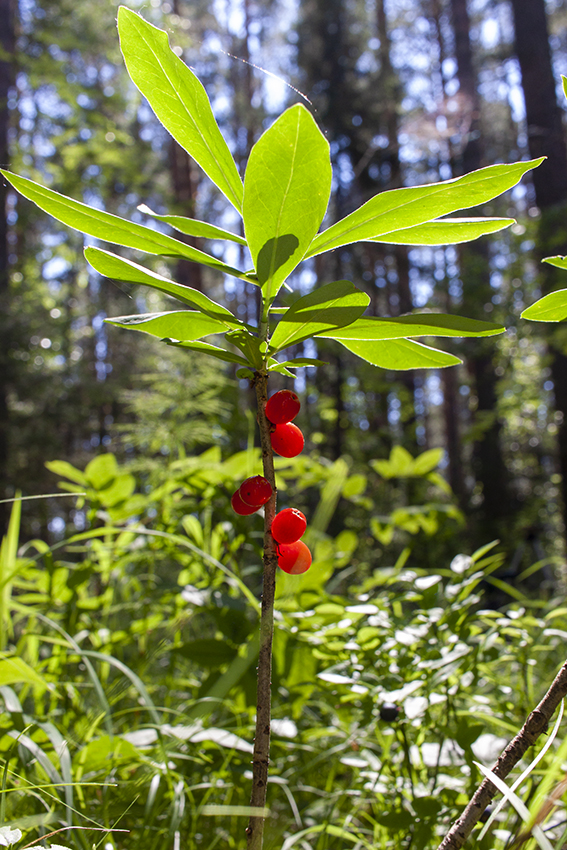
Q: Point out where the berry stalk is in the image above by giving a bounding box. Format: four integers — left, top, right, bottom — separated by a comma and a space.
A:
246, 370, 278, 850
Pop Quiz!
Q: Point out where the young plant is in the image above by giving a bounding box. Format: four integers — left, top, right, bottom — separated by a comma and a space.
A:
1, 8, 543, 848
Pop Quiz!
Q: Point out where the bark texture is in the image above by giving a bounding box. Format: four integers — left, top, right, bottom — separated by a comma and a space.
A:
0, 0, 14, 535
246, 372, 278, 850
509, 0, 567, 536
437, 658, 567, 849
449, 0, 513, 536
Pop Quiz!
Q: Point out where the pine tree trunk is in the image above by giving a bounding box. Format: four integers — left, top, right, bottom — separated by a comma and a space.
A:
0, 0, 14, 536
509, 0, 567, 538
448, 0, 513, 537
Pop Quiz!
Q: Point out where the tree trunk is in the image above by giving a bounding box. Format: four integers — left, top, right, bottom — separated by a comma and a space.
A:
509, 0, 567, 538
169, 0, 202, 292
447, 0, 513, 538
377, 0, 417, 446
0, 0, 14, 536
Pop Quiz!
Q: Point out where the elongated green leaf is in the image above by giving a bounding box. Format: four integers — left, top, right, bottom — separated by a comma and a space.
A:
166, 338, 250, 367
138, 204, 246, 245
369, 217, 514, 245
373, 446, 445, 479
118, 7, 243, 212
372, 445, 415, 478
273, 357, 328, 369
520, 256, 567, 320
413, 447, 445, 475
521, 289, 567, 321
85, 247, 243, 329
543, 255, 567, 271
306, 159, 543, 258
2, 170, 252, 280
0, 656, 48, 691
106, 311, 228, 340
243, 103, 332, 304
225, 330, 264, 369
269, 280, 370, 352
335, 337, 462, 369
319, 313, 504, 341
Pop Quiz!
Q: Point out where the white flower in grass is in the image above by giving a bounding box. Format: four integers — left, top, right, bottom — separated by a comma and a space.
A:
48, 845, 72, 850
0, 827, 22, 846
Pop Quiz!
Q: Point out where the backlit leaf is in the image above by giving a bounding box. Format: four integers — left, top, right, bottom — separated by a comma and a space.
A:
138, 204, 246, 244
0, 657, 48, 691
306, 159, 543, 258
369, 216, 514, 245
85, 247, 243, 328
269, 280, 370, 352
106, 311, 228, 340
118, 7, 243, 211
166, 338, 250, 366
319, 313, 504, 340
2, 171, 249, 280
522, 267, 567, 320
273, 357, 328, 369
335, 337, 462, 369
225, 330, 264, 369
243, 104, 331, 304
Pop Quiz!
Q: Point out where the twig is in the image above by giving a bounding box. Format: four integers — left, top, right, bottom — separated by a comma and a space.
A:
246, 371, 278, 850
437, 657, 567, 850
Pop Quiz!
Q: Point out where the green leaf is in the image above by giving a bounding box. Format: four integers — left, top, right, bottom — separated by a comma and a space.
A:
319, 313, 504, 340
272, 357, 327, 369
0, 657, 48, 691
138, 204, 246, 245
45, 460, 88, 486
236, 368, 254, 379
118, 7, 243, 212
266, 362, 296, 378
306, 159, 543, 258
1, 170, 250, 280
372, 446, 414, 478
369, 217, 514, 245
225, 330, 264, 369
521, 289, 567, 322
243, 103, 332, 304
99, 474, 136, 508
106, 311, 229, 340
175, 639, 237, 668
166, 338, 250, 367
335, 337, 462, 370
269, 280, 370, 352
85, 247, 243, 329
85, 454, 118, 490
412, 448, 445, 475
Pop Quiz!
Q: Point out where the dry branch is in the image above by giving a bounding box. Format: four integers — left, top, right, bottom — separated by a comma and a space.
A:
437, 657, 567, 850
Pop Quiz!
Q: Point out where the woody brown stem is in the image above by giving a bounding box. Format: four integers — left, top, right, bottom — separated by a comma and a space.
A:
246, 370, 277, 850
437, 657, 567, 850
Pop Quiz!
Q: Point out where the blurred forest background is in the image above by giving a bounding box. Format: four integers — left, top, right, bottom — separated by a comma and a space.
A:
2, 0, 567, 570
4, 2, 567, 847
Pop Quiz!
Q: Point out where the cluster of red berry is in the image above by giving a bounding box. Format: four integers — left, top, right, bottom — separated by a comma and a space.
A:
231, 389, 312, 575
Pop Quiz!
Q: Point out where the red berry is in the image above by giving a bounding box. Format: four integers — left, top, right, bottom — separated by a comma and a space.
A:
231, 490, 258, 516
270, 422, 304, 458
271, 508, 307, 544
277, 540, 312, 574
265, 390, 301, 425
239, 475, 272, 507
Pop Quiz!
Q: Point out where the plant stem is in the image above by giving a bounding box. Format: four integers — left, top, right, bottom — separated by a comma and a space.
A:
437, 657, 567, 850
246, 370, 277, 850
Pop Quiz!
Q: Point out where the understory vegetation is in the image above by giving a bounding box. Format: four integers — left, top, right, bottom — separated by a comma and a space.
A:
0, 439, 565, 849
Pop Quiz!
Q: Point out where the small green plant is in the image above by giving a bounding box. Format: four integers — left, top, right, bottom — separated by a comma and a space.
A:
2, 8, 544, 847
